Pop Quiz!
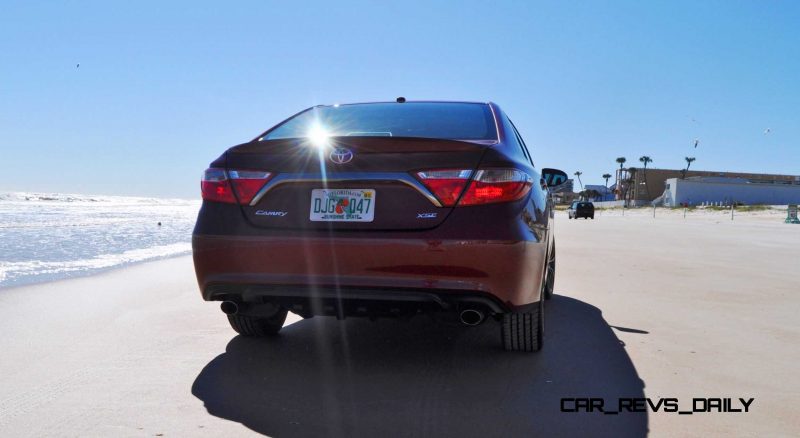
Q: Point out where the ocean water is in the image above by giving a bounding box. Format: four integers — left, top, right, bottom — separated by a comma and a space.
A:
0, 192, 201, 289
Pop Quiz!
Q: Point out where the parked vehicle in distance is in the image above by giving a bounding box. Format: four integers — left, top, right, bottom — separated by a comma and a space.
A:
568, 201, 595, 219
192, 99, 567, 352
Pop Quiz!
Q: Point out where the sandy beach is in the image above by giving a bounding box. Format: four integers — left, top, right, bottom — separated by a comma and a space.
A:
1, 209, 798, 437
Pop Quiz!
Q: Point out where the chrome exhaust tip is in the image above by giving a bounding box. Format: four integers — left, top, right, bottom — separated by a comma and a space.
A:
220, 301, 239, 315
459, 309, 485, 326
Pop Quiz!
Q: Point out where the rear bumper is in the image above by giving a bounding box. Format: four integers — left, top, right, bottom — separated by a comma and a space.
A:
205, 283, 509, 319
192, 235, 547, 312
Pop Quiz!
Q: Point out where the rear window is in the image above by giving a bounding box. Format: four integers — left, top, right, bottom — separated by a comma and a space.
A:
578, 202, 592, 207
260, 102, 497, 141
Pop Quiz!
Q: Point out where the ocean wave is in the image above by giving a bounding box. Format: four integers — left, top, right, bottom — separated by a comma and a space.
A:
0, 243, 192, 288
0, 192, 198, 288
0, 191, 199, 205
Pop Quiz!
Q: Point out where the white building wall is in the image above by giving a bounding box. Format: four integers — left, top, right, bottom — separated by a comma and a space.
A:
663, 178, 800, 206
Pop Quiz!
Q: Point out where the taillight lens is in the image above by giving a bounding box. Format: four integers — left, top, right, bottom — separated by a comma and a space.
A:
415, 169, 473, 207
459, 169, 533, 205
201, 168, 233, 203
201, 168, 272, 204
228, 170, 273, 204
415, 168, 533, 207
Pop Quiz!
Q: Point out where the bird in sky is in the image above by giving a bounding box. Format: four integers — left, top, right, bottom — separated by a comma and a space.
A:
76, 63, 80, 68
764, 128, 771, 135
693, 138, 700, 148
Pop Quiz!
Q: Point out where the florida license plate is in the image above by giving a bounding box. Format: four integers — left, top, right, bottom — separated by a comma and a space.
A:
309, 189, 375, 222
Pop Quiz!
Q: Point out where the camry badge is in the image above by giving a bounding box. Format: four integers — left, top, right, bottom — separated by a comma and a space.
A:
255, 210, 288, 217
329, 147, 354, 164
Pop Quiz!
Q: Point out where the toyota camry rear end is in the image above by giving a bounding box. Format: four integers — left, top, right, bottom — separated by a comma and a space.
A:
192, 100, 560, 352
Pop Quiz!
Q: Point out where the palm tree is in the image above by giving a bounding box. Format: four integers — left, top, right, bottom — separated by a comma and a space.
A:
624, 177, 634, 205
614, 157, 626, 199
579, 189, 601, 201
685, 156, 696, 171
638, 156, 653, 198
682, 156, 696, 179
573, 171, 583, 190
602, 173, 612, 189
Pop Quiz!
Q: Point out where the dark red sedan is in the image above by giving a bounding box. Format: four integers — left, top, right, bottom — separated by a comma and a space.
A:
192, 100, 566, 352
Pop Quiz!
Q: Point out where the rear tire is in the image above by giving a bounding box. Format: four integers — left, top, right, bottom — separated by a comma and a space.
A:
227, 309, 288, 337
502, 252, 548, 352
502, 302, 543, 352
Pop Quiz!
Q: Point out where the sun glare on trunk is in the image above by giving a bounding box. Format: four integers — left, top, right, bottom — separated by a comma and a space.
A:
307, 124, 331, 149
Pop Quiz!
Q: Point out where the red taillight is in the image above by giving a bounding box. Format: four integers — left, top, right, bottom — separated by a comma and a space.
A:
415, 169, 473, 207
227, 169, 273, 204
459, 169, 533, 206
201, 168, 234, 203
415, 168, 533, 207
201, 168, 272, 204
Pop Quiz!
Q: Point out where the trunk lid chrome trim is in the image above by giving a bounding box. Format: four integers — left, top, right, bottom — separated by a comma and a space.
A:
249, 172, 443, 207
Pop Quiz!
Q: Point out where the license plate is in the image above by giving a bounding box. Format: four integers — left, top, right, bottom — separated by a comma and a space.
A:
309, 189, 375, 222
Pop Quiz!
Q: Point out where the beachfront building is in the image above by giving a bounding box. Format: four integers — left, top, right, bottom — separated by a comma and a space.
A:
583, 184, 614, 201
550, 178, 577, 204
615, 167, 799, 204
662, 176, 800, 207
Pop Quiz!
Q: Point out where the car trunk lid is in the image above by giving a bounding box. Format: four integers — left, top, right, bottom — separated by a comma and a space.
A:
224, 136, 491, 231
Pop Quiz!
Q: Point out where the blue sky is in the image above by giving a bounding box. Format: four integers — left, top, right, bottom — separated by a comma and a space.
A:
1, 0, 798, 198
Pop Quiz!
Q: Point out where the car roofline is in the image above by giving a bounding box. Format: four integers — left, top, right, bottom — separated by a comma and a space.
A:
315, 100, 494, 107
252, 101, 500, 143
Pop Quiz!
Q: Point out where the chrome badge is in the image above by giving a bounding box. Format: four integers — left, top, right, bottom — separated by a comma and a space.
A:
329, 147, 354, 164
255, 210, 288, 217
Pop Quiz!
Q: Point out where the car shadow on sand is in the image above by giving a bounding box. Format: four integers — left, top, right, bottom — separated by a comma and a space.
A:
192, 295, 648, 437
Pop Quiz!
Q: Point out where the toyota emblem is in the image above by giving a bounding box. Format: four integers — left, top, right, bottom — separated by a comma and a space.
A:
329, 147, 354, 164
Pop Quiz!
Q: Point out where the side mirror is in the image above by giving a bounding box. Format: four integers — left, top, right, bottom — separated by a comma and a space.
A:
541, 168, 568, 189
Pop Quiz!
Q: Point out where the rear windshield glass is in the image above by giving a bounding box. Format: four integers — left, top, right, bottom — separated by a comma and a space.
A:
578, 202, 592, 207
260, 102, 497, 141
